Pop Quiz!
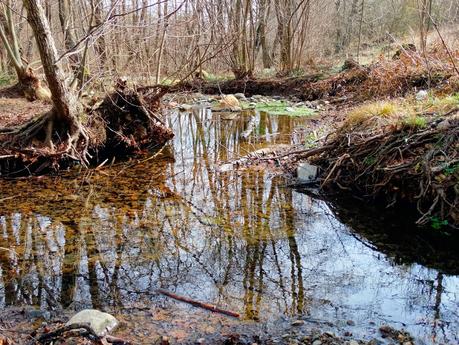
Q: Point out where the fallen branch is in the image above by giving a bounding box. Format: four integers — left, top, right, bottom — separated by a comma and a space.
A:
37, 323, 132, 345
156, 288, 240, 318
37, 323, 99, 344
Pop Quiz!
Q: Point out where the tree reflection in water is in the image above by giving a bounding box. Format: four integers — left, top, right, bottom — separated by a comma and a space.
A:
0, 108, 457, 344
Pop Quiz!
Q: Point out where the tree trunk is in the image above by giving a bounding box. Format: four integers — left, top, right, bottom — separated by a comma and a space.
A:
58, 0, 80, 70
0, 1, 49, 100
23, 0, 80, 137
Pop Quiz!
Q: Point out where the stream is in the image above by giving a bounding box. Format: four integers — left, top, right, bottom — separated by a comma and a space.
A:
0, 105, 458, 344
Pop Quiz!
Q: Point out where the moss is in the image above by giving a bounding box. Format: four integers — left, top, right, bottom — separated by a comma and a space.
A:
402, 115, 427, 128
0, 72, 13, 87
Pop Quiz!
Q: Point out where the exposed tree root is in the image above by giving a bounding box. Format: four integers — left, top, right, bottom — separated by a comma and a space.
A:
310, 116, 459, 230
0, 84, 174, 176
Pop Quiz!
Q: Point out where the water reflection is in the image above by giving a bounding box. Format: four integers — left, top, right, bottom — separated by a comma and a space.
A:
0, 108, 458, 344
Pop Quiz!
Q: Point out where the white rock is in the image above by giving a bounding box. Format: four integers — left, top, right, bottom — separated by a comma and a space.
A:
66, 309, 119, 337
416, 90, 428, 101
297, 162, 318, 182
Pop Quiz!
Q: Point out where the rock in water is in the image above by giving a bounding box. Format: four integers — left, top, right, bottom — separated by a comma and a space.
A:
66, 309, 119, 337
212, 95, 242, 112
219, 95, 240, 108
297, 162, 318, 182
234, 93, 246, 100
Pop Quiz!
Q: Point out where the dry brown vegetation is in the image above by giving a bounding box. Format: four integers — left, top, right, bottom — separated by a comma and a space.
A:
312, 109, 458, 228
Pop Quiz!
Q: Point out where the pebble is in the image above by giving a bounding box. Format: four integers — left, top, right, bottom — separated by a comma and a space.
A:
291, 320, 305, 326
349, 341, 359, 345
195, 338, 205, 344
312, 340, 322, 345
346, 320, 356, 326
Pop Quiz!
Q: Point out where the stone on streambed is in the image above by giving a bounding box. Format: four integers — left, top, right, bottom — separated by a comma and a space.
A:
234, 93, 246, 100
220, 95, 240, 108
66, 309, 119, 337
212, 95, 242, 112
297, 162, 318, 182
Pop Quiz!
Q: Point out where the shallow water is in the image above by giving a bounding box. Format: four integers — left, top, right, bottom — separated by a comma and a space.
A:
0, 108, 458, 344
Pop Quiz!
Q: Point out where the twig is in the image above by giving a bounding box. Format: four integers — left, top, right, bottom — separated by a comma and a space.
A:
106, 335, 132, 344
429, 15, 459, 77
258, 145, 333, 161
37, 323, 98, 344
156, 288, 240, 318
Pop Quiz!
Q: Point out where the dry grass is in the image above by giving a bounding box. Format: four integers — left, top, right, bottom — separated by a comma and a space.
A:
304, 47, 459, 103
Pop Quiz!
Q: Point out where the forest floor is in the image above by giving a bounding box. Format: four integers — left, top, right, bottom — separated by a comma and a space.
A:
0, 86, 51, 129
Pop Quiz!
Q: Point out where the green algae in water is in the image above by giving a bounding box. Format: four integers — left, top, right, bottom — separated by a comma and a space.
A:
242, 101, 316, 117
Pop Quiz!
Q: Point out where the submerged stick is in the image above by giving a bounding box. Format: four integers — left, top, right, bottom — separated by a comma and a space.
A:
156, 289, 240, 318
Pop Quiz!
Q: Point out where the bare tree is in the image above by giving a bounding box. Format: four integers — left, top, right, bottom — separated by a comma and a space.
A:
23, 0, 85, 151
0, 0, 50, 99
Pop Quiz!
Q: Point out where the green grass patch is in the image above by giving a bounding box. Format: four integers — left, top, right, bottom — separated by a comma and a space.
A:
203, 72, 232, 82
242, 101, 316, 117
0, 72, 13, 87
402, 115, 428, 128
416, 93, 459, 115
